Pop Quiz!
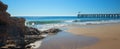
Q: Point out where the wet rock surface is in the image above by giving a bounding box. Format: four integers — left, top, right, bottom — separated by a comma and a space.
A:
41, 28, 61, 34
25, 28, 61, 49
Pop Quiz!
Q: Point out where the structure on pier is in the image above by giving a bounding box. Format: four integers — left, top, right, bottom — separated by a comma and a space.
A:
77, 12, 120, 19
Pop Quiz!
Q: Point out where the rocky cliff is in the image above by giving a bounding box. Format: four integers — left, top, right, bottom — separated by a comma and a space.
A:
0, 1, 25, 48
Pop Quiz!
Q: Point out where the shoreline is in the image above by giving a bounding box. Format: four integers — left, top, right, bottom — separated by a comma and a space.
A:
66, 23, 120, 49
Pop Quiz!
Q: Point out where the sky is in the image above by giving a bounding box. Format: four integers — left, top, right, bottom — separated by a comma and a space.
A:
1, 0, 120, 16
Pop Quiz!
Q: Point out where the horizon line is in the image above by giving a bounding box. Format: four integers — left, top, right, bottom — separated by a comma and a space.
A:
11, 15, 77, 17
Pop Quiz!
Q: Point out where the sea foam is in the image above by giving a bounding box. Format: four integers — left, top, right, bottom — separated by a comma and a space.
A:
26, 19, 120, 31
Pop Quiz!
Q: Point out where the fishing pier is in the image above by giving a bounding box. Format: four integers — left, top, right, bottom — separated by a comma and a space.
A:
77, 13, 120, 19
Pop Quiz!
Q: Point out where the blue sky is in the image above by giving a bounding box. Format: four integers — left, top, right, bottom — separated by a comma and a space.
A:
1, 0, 120, 16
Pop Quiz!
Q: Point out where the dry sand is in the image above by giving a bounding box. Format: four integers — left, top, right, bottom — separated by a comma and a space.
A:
67, 23, 120, 49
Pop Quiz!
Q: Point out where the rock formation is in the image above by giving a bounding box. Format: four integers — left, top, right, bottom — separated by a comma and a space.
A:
0, 1, 61, 49
42, 28, 61, 34
0, 1, 25, 48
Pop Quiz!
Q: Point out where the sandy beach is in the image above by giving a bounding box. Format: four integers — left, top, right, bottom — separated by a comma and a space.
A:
67, 23, 120, 49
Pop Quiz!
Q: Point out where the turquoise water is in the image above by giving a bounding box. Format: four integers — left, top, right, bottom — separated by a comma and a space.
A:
18, 16, 120, 21
17, 16, 120, 25
17, 16, 120, 31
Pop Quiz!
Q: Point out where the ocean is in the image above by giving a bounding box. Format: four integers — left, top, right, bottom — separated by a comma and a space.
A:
20, 16, 120, 21
18, 16, 120, 31
20, 16, 120, 49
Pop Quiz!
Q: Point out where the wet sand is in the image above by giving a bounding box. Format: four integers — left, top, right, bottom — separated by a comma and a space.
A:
36, 32, 98, 49
67, 23, 120, 49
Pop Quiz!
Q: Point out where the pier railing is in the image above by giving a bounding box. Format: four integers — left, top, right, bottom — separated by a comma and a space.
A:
78, 14, 120, 18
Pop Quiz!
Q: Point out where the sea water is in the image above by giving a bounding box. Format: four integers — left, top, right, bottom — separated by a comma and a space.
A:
19, 16, 120, 49
17, 16, 120, 31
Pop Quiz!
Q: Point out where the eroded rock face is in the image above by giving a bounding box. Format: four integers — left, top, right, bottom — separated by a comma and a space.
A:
0, 1, 25, 48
